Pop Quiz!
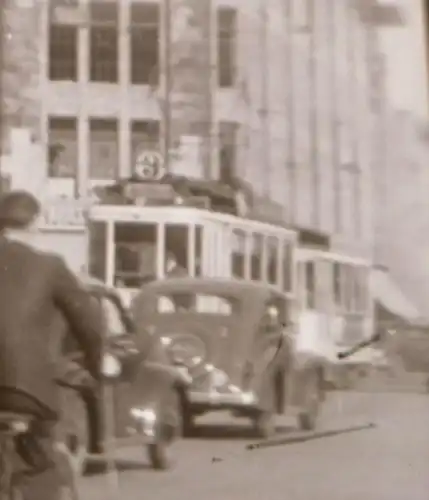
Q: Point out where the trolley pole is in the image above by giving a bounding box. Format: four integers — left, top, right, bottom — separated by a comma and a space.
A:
161, 0, 172, 171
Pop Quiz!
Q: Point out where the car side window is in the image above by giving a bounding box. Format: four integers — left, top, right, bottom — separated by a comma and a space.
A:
100, 296, 128, 338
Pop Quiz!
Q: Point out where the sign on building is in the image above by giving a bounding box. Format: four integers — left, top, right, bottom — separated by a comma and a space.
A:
134, 150, 165, 181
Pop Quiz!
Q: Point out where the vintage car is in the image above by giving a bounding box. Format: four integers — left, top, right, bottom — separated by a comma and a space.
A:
131, 277, 328, 438
59, 276, 188, 474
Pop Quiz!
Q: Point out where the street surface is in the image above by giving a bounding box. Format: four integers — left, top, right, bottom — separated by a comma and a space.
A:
81, 392, 429, 500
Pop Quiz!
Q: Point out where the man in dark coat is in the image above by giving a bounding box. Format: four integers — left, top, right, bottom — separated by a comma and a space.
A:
0, 190, 104, 500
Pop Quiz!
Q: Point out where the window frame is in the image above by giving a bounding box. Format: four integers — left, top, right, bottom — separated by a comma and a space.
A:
48, 23, 78, 82
217, 7, 237, 88
129, 3, 160, 85
89, 17, 119, 83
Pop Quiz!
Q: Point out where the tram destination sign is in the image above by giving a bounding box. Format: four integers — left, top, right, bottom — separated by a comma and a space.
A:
123, 182, 175, 205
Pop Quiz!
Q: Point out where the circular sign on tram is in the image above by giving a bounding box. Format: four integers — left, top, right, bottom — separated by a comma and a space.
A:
134, 150, 165, 181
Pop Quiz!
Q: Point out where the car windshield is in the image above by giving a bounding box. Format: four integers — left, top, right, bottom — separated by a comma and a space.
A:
155, 293, 238, 316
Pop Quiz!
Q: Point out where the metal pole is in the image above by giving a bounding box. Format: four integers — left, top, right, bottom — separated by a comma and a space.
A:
259, 1, 270, 197
0, 6, 3, 158
161, 0, 172, 171
328, 1, 341, 233
285, 0, 296, 224
307, 0, 319, 228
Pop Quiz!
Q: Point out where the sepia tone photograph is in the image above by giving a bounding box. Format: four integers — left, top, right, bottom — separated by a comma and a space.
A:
0, 0, 428, 499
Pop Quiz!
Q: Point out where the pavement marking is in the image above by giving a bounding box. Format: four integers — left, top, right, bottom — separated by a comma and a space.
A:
245, 422, 377, 451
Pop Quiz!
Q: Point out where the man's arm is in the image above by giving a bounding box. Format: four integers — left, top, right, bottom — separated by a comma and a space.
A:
51, 256, 104, 380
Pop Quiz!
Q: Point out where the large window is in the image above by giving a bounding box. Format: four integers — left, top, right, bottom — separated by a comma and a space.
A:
48, 24, 78, 81
130, 3, 160, 85
89, 118, 118, 180
89, 1, 118, 83
217, 8, 237, 87
48, 117, 77, 178
218, 121, 237, 182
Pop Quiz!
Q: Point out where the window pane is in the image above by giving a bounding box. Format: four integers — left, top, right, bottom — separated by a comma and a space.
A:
165, 225, 189, 276
217, 8, 236, 87
88, 221, 106, 281
305, 261, 315, 309
267, 237, 278, 285
89, 119, 118, 180
130, 4, 160, 85
89, 0, 118, 24
282, 243, 292, 292
89, 26, 118, 82
251, 234, 263, 281
49, 25, 78, 81
156, 293, 237, 315
130, 27, 159, 84
114, 223, 156, 287
232, 229, 245, 279
48, 117, 77, 178
130, 3, 159, 24
333, 262, 341, 308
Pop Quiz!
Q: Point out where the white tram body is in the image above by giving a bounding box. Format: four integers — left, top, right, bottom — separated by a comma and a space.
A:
294, 248, 374, 364
86, 203, 376, 369
87, 204, 297, 303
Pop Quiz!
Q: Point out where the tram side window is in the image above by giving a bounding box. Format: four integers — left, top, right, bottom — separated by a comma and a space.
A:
282, 242, 292, 292
344, 265, 355, 313
195, 226, 203, 276
165, 225, 189, 276
88, 221, 107, 282
333, 262, 341, 309
232, 229, 245, 279
251, 234, 263, 281
267, 237, 278, 285
305, 261, 316, 310
354, 266, 367, 313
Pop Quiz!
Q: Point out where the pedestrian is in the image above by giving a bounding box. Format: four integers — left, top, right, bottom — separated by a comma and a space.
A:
0, 190, 105, 500
165, 251, 188, 278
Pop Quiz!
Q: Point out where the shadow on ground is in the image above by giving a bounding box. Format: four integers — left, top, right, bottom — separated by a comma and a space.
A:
186, 422, 295, 440
85, 458, 151, 476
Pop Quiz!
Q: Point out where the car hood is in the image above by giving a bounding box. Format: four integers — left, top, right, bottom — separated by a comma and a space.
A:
142, 313, 246, 384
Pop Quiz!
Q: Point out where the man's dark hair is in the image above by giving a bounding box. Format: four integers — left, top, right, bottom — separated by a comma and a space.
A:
0, 190, 41, 231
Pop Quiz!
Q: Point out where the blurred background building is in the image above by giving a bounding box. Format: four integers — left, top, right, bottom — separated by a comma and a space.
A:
2, 0, 429, 316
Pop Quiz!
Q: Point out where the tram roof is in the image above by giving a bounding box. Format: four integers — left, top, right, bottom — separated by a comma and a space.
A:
88, 205, 298, 238
295, 247, 371, 266
140, 276, 294, 299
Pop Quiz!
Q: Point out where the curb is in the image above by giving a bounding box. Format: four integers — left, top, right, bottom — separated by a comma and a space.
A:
245, 422, 377, 451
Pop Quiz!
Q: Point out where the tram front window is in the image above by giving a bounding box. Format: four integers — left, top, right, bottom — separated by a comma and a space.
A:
114, 223, 157, 287
113, 222, 201, 287
88, 221, 107, 282
165, 225, 189, 277
251, 234, 263, 281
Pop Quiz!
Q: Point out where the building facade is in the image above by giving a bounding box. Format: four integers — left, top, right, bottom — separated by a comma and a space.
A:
1, 0, 399, 260
378, 0, 429, 119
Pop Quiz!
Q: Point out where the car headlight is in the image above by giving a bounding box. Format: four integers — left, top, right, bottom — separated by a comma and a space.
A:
165, 334, 207, 369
